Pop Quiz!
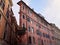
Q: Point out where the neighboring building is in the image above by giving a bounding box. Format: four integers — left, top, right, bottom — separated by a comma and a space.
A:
0, 0, 18, 45
17, 0, 56, 45
50, 23, 60, 45
0, 0, 26, 45
0, 0, 9, 44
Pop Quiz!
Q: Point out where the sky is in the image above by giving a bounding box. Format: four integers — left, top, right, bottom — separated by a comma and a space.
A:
12, 0, 60, 29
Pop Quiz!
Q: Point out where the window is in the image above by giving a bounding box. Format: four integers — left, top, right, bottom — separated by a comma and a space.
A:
43, 33, 45, 37
36, 30, 42, 36
33, 37, 35, 44
28, 37, 32, 44
44, 40, 46, 45
31, 27, 34, 33
6, 9, 9, 18
22, 15, 25, 19
3, 22, 8, 39
43, 33, 50, 39
22, 23, 25, 28
0, 14, 1, 20
41, 40, 44, 45
23, 5, 24, 10
28, 26, 30, 32
52, 36, 54, 40
44, 22, 48, 26
36, 23, 40, 28
0, 0, 5, 10
38, 39, 40, 45
28, 9, 29, 14
28, 10, 32, 16
31, 19, 33, 24
46, 34, 50, 39
27, 17, 30, 22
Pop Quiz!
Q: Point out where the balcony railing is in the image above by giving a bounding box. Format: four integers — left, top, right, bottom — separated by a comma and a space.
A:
16, 27, 26, 36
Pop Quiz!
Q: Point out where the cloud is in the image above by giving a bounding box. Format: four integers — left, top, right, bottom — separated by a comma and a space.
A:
42, 0, 60, 28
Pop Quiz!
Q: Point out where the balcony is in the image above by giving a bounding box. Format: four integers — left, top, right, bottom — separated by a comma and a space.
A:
16, 27, 26, 36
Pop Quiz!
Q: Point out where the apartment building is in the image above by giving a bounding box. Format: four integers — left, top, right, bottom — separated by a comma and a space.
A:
17, 0, 56, 45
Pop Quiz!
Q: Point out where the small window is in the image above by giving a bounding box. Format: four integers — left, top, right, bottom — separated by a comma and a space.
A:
27, 17, 30, 22
6, 10, 9, 18
22, 15, 25, 19
23, 5, 24, 10
31, 19, 33, 24
36, 30, 42, 36
52, 36, 54, 40
22, 23, 25, 28
28, 26, 30, 32
28, 10, 32, 16
31, 27, 34, 33
38, 39, 40, 45
3, 22, 8, 39
33, 37, 35, 44
0, 0, 5, 10
28, 9, 29, 14
0, 14, 1, 20
43, 33, 45, 37
41, 40, 44, 45
44, 40, 46, 45
36, 23, 40, 28
28, 37, 32, 44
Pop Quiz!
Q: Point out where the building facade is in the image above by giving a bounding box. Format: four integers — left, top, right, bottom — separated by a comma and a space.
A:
0, 0, 26, 45
0, 0, 10, 44
17, 0, 57, 45
0, 0, 18, 45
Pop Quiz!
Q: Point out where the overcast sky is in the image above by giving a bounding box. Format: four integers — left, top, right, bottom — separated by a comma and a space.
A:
12, 0, 60, 29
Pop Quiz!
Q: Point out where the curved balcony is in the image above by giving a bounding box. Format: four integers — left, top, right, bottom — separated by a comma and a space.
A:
16, 27, 26, 36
